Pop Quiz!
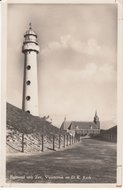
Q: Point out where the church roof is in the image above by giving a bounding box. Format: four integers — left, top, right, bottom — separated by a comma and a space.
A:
69, 121, 98, 130
60, 121, 71, 130
60, 121, 98, 130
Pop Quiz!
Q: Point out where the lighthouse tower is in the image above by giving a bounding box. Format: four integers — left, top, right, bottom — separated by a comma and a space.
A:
22, 23, 40, 116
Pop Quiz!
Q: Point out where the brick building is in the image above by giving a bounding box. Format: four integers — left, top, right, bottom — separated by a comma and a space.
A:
60, 112, 100, 136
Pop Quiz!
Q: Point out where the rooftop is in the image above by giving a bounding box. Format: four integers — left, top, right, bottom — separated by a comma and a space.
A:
24, 23, 37, 37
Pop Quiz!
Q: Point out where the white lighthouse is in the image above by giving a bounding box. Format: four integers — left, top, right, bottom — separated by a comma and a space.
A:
22, 23, 40, 116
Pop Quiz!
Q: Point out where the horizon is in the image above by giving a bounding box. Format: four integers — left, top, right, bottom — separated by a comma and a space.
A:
7, 102, 117, 129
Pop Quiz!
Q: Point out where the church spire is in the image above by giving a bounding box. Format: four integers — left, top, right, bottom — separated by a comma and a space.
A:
95, 110, 97, 117
64, 115, 66, 129
94, 110, 100, 129
64, 115, 66, 121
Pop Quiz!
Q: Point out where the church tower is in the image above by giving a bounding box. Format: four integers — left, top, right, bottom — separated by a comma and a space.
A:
22, 23, 40, 116
94, 111, 100, 129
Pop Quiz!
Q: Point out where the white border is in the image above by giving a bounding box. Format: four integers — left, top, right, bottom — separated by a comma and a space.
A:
0, 2, 1, 186
1, 0, 7, 187
117, 0, 123, 187
0, 2, 7, 186
3, 0, 119, 4
0, 0, 122, 188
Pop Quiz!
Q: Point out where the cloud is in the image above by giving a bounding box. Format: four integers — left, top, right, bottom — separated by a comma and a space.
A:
81, 62, 98, 79
41, 35, 101, 56
40, 35, 116, 84
41, 35, 116, 70
58, 63, 116, 85
86, 38, 101, 55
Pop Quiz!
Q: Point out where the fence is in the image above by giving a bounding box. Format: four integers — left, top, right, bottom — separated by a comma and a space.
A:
7, 132, 81, 153
99, 132, 117, 142
91, 131, 117, 143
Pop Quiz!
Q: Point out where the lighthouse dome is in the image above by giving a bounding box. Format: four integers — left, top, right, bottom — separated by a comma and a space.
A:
24, 28, 37, 37
24, 23, 37, 37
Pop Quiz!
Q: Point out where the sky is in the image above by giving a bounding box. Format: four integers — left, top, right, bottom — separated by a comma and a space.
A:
7, 4, 117, 127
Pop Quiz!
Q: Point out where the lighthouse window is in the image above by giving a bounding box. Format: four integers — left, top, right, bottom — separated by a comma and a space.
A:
26, 65, 31, 70
26, 96, 31, 101
26, 80, 31, 85
27, 110, 30, 114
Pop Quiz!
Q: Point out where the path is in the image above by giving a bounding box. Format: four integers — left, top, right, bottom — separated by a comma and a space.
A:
6, 139, 116, 183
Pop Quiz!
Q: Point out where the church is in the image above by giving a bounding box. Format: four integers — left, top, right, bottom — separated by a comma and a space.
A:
60, 112, 100, 136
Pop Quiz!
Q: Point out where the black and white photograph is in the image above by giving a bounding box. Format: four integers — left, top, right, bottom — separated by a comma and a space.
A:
1, 0, 122, 187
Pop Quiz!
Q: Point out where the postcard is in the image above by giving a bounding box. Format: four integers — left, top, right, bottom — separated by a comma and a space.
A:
0, 0, 122, 188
